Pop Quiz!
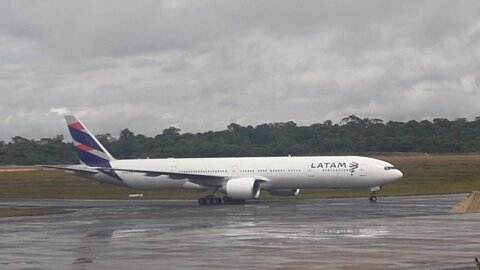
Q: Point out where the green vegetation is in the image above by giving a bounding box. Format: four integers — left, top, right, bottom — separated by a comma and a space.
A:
381, 155, 480, 196
0, 155, 478, 200
280, 155, 480, 199
0, 170, 204, 199
1, 115, 480, 165
0, 115, 479, 202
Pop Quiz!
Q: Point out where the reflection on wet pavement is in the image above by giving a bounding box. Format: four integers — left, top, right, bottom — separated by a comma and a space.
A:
0, 194, 479, 269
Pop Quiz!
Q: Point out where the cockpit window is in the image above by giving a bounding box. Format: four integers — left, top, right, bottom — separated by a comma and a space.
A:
384, 166, 396, 170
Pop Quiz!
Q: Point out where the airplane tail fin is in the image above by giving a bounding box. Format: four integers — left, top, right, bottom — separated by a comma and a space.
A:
65, 115, 115, 167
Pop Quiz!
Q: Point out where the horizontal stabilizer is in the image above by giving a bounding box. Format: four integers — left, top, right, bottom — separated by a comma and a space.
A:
41, 165, 99, 174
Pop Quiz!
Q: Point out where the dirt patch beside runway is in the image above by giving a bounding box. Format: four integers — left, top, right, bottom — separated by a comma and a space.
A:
0, 166, 47, 172
452, 191, 480, 214
0, 207, 72, 218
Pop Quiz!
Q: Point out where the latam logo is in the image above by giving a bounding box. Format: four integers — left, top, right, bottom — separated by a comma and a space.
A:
349, 161, 359, 176
310, 161, 360, 176
310, 162, 347, 169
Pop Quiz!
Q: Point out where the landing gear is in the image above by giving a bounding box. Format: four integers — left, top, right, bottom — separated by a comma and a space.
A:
197, 195, 246, 205
198, 188, 223, 206
369, 186, 382, 203
198, 196, 222, 206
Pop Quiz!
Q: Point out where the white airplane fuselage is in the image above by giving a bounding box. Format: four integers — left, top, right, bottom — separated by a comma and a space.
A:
56, 115, 403, 204
73, 155, 402, 191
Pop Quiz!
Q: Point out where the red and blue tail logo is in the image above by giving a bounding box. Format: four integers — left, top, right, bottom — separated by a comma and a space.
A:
65, 115, 115, 168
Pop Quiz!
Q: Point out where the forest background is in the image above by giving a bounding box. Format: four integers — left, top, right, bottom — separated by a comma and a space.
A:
2, 115, 480, 165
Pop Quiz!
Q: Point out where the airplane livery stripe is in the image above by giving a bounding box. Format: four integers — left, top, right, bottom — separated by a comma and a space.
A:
73, 149, 123, 181
72, 148, 123, 181
68, 122, 85, 131
101, 170, 124, 182
89, 148, 111, 161
68, 126, 103, 152
73, 142, 110, 161
75, 143, 94, 152
74, 148, 111, 168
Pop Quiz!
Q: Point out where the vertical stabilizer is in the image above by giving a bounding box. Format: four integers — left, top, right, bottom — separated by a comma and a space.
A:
65, 115, 115, 167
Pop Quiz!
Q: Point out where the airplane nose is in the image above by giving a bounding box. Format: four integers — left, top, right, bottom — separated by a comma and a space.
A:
394, 169, 403, 180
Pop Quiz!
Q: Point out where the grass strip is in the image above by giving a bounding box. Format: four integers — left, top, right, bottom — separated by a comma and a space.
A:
0, 207, 72, 218
0, 154, 478, 200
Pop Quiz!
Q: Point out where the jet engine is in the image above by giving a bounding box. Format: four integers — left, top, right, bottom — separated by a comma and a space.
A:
268, 189, 300, 196
224, 177, 261, 200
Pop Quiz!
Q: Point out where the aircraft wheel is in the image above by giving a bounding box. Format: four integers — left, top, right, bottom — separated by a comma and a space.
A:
222, 196, 231, 203
369, 195, 377, 203
199, 197, 223, 206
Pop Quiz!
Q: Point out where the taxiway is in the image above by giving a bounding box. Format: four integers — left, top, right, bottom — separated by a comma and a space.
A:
0, 194, 478, 269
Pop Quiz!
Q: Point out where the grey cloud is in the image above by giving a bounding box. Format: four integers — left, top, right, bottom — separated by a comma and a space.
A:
1, 0, 480, 140
162, 58, 189, 73
130, 58, 162, 69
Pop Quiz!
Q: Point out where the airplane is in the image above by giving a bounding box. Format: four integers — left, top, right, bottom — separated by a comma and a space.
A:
45, 115, 403, 205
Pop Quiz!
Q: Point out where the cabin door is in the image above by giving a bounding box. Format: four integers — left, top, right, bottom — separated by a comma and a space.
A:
308, 164, 315, 177
359, 164, 367, 176
232, 165, 239, 176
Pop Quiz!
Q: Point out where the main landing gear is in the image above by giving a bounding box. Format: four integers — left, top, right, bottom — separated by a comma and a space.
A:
198, 188, 223, 206
197, 195, 245, 206
369, 186, 382, 202
198, 196, 222, 205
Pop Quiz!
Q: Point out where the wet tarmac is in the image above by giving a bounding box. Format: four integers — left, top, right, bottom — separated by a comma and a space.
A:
0, 194, 479, 270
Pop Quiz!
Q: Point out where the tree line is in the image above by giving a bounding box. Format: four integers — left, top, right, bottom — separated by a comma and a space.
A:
1, 115, 480, 165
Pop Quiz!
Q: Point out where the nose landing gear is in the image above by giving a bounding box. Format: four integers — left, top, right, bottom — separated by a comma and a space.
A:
369, 186, 382, 202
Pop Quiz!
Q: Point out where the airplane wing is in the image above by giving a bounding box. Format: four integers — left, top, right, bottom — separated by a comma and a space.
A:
44, 165, 270, 187
95, 167, 270, 187
42, 165, 220, 180
94, 167, 228, 186
96, 167, 223, 179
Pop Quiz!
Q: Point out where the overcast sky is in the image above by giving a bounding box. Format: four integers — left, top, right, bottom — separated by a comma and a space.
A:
1, 0, 480, 141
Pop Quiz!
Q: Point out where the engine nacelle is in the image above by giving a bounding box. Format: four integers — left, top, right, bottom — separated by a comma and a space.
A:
224, 177, 261, 200
268, 188, 300, 196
